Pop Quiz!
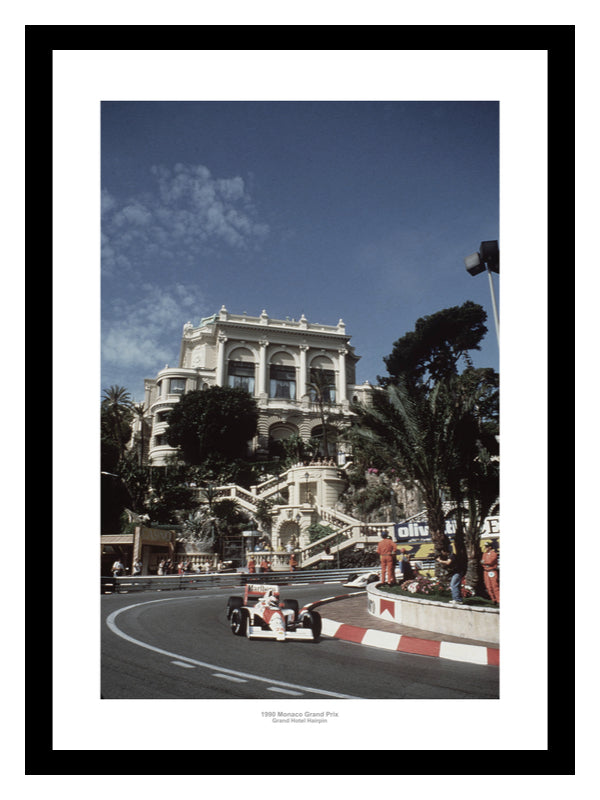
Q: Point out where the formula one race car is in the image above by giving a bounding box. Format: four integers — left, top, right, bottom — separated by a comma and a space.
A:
343, 561, 426, 588
342, 570, 381, 588
226, 584, 321, 642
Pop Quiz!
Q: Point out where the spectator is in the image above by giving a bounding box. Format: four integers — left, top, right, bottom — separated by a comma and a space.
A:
289, 552, 298, 571
481, 542, 500, 604
398, 548, 414, 581
376, 532, 396, 585
111, 558, 125, 577
437, 548, 464, 604
132, 558, 142, 576
248, 557, 256, 574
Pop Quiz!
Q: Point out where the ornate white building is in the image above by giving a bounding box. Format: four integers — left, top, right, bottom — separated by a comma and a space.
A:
143, 306, 374, 466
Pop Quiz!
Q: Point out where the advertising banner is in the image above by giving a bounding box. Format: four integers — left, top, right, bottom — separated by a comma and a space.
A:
394, 516, 499, 542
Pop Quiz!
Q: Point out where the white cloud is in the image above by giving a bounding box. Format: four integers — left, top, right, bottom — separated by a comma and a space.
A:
102, 163, 269, 277
102, 283, 210, 375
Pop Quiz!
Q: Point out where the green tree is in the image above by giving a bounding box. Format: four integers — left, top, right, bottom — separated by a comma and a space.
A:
253, 497, 275, 534
101, 385, 134, 465
166, 386, 259, 465
444, 368, 499, 590
130, 402, 148, 466
344, 481, 394, 522
146, 465, 196, 524
117, 456, 152, 514
382, 301, 488, 387
350, 379, 459, 562
372, 302, 498, 582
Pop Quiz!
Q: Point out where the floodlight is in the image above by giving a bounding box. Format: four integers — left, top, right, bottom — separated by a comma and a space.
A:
465, 252, 486, 276
480, 240, 499, 273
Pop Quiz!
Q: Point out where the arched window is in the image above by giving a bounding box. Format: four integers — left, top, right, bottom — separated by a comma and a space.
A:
308, 356, 336, 403
268, 422, 299, 458
227, 348, 256, 394
269, 352, 296, 400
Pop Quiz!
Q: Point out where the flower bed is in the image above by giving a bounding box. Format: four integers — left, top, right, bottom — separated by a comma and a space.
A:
385, 577, 492, 607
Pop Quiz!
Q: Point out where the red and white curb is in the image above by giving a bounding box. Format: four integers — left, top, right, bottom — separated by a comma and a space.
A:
306, 593, 500, 666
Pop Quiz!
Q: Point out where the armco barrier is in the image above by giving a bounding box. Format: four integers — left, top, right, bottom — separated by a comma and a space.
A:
101, 568, 372, 594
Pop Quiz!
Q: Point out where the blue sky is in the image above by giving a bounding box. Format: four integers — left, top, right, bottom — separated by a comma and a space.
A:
101, 101, 499, 402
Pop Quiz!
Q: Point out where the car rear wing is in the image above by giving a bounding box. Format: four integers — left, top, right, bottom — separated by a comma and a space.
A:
244, 583, 280, 603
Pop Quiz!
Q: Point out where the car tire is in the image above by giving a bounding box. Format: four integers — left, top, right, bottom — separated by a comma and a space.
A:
226, 596, 244, 619
282, 599, 299, 614
347, 573, 358, 583
231, 607, 248, 636
301, 610, 322, 641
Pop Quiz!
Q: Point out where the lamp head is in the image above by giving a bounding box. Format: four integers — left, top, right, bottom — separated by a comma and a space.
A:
480, 240, 499, 273
465, 251, 485, 276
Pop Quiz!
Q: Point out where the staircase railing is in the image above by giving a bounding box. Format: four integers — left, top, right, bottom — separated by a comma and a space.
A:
193, 477, 455, 569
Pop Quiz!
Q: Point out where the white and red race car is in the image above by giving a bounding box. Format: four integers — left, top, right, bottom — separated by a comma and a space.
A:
226, 584, 321, 642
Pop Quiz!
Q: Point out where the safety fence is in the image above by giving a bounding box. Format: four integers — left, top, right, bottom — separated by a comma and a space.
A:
101, 568, 373, 594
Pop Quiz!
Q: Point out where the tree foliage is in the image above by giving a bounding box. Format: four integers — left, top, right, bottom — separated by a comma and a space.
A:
166, 386, 259, 465
146, 465, 197, 524
381, 301, 488, 386
350, 379, 458, 556
443, 368, 499, 589
101, 385, 134, 468
307, 368, 338, 456
360, 302, 500, 585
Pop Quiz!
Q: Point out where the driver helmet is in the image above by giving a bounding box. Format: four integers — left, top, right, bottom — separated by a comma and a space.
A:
265, 589, 280, 605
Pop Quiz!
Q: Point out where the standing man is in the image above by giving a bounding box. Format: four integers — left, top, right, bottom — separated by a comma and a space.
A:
437, 548, 464, 604
377, 532, 396, 585
111, 558, 125, 577
289, 552, 298, 571
481, 542, 500, 604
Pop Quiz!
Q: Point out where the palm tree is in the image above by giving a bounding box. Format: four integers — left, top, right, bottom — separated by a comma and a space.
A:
101, 385, 134, 463
131, 402, 148, 466
349, 378, 460, 562
444, 369, 499, 589
307, 368, 337, 458
254, 497, 274, 535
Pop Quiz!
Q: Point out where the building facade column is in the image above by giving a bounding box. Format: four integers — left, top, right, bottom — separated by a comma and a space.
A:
257, 339, 269, 397
298, 344, 309, 400
337, 348, 347, 403
216, 333, 228, 386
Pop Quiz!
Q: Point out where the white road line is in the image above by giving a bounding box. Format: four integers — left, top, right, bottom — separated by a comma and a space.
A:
267, 687, 303, 696
171, 660, 196, 669
212, 673, 248, 683
106, 598, 361, 699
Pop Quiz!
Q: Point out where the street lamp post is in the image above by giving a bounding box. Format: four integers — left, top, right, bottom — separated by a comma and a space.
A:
464, 240, 500, 346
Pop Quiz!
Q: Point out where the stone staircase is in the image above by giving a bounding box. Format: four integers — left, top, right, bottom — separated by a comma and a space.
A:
203, 468, 439, 569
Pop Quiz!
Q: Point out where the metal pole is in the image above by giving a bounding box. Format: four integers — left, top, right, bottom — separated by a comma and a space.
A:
486, 266, 500, 346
